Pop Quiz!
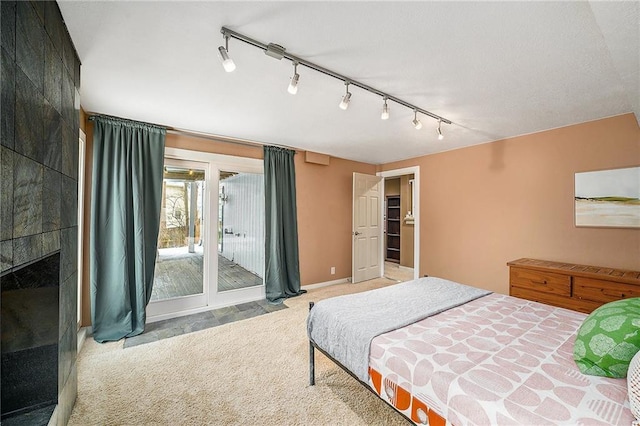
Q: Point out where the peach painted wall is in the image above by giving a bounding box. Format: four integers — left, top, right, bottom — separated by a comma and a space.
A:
165, 132, 263, 160
296, 155, 376, 285
380, 113, 640, 294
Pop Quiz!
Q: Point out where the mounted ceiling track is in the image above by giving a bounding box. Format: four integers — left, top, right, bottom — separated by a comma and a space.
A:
219, 26, 451, 138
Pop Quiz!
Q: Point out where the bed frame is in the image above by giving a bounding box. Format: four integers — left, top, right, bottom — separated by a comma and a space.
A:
307, 263, 640, 424
307, 301, 414, 424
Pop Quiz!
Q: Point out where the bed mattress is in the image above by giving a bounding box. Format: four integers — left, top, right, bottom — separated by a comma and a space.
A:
368, 293, 634, 425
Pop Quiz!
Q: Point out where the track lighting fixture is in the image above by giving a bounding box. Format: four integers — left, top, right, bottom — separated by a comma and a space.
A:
265, 43, 286, 60
381, 97, 389, 120
288, 62, 300, 95
219, 26, 452, 134
218, 34, 236, 73
339, 82, 352, 110
412, 110, 422, 130
437, 119, 444, 140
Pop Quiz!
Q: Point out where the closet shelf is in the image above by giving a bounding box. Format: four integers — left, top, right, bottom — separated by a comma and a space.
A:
386, 195, 401, 263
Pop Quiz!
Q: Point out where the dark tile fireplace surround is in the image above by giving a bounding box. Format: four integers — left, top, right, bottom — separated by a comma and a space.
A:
1, 1, 81, 425
1, 252, 60, 424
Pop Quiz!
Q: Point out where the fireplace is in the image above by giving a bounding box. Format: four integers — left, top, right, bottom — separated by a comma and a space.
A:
1, 252, 60, 423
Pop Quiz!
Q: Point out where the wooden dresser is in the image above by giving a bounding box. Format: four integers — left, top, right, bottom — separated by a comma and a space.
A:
508, 258, 640, 314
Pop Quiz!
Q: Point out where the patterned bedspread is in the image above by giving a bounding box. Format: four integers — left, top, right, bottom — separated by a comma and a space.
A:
368, 293, 634, 425
308, 277, 490, 382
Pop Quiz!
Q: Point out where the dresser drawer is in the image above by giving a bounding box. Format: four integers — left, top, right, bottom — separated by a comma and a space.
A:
510, 267, 571, 296
508, 258, 640, 314
573, 277, 640, 304
510, 286, 598, 314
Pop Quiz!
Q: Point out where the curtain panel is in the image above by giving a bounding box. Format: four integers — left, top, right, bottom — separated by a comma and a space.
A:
264, 146, 305, 303
90, 115, 165, 342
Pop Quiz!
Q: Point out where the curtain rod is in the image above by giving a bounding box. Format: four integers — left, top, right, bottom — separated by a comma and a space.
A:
86, 111, 297, 152
166, 127, 298, 152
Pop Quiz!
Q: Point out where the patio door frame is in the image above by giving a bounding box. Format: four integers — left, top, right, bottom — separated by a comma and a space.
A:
376, 166, 420, 280
146, 157, 210, 320
147, 147, 265, 323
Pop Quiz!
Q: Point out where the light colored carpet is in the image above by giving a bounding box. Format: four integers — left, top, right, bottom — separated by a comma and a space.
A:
69, 278, 409, 425
384, 261, 414, 283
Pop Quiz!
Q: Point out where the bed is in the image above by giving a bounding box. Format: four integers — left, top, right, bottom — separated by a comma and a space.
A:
307, 276, 636, 425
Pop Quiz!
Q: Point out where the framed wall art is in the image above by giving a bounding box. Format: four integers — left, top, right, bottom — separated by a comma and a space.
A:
575, 166, 640, 228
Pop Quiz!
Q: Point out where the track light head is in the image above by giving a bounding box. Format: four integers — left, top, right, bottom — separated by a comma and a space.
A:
381, 98, 389, 120
437, 119, 444, 140
218, 35, 235, 72
288, 62, 299, 95
218, 46, 236, 72
339, 92, 351, 110
339, 82, 351, 110
288, 73, 300, 94
412, 110, 422, 130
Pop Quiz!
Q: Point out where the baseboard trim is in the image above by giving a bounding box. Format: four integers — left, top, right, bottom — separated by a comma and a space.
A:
302, 277, 350, 290
78, 327, 89, 353
147, 305, 219, 324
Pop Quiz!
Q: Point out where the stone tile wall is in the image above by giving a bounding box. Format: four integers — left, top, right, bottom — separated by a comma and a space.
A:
1, 1, 80, 424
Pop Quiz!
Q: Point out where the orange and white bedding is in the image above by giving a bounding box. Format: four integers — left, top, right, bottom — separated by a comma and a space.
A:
368, 293, 634, 425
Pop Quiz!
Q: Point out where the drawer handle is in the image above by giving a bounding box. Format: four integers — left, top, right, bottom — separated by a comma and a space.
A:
603, 290, 625, 299
533, 280, 548, 285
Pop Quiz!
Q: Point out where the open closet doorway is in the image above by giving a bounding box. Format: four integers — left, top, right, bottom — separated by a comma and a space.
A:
378, 167, 420, 283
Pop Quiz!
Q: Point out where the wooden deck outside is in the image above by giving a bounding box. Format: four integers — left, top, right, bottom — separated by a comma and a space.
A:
151, 248, 263, 301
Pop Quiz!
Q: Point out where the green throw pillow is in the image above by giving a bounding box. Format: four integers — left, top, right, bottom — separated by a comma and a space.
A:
573, 298, 640, 378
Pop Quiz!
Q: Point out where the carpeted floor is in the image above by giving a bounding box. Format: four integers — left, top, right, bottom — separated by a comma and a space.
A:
70, 278, 409, 425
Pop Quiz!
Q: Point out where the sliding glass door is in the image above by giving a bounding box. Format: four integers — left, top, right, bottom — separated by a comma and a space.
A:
147, 151, 265, 322
148, 159, 208, 319
215, 170, 265, 307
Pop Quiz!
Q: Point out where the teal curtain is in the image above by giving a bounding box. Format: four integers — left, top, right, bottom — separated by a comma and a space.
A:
264, 146, 306, 304
90, 115, 165, 342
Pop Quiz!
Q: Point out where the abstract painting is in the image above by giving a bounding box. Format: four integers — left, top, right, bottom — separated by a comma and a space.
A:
575, 166, 640, 228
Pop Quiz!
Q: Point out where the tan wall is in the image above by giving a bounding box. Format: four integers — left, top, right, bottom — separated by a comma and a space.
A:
166, 132, 263, 160
296, 155, 376, 285
385, 178, 400, 195
380, 113, 640, 294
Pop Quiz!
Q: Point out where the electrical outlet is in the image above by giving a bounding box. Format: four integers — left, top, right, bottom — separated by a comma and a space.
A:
330, 266, 336, 275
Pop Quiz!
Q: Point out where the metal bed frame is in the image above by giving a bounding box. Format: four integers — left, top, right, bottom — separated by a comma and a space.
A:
307, 302, 414, 424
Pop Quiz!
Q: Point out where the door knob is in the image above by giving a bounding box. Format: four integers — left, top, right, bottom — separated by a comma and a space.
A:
353, 231, 361, 236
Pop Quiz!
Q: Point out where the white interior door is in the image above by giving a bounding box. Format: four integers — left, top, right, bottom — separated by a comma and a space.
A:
352, 172, 383, 283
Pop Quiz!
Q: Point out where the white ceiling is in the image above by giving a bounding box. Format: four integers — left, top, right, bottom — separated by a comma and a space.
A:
59, 1, 639, 165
